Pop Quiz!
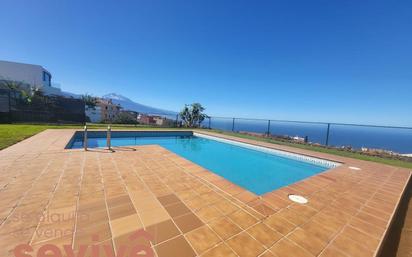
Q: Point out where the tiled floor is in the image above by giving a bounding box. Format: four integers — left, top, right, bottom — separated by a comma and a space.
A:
395, 184, 412, 257
0, 129, 410, 257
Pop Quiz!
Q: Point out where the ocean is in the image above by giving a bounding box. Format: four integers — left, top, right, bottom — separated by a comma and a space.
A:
203, 118, 412, 154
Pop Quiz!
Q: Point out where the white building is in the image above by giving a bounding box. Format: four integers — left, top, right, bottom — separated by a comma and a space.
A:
0, 60, 62, 96
85, 105, 102, 123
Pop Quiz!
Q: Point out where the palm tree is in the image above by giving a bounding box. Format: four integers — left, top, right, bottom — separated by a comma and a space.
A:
179, 103, 207, 127
0, 79, 36, 104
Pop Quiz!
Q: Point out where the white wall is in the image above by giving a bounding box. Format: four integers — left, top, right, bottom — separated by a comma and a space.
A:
85, 106, 102, 123
0, 60, 45, 86
0, 60, 62, 96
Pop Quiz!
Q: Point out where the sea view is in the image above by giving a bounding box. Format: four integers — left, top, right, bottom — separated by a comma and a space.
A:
207, 118, 412, 154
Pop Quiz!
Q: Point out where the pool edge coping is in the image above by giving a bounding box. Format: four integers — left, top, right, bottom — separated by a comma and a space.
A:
194, 132, 341, 169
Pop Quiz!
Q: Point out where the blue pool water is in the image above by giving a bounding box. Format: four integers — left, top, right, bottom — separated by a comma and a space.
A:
69, 132, 330, 195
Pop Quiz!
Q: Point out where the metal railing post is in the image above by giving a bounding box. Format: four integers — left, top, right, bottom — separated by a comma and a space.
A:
267, 120, 271, 135
83, 125, 88, 151
175, 114, 179, 127
107, 125, 111, 150
232, 118, 235, 132
325, 123, 330, 146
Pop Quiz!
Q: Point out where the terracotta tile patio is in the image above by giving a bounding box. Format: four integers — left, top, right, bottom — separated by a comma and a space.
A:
0, 129, 410, 257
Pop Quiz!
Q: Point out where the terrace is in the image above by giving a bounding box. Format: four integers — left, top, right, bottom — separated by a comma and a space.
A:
0, 129, 410, 257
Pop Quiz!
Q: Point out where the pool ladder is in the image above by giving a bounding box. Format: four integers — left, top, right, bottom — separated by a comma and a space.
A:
83, 125, 112, 151
83, 125, 88, 151
107, 125, 111, 150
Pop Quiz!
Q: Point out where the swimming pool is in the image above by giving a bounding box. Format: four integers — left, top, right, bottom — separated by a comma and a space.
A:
68, 131, 339, 195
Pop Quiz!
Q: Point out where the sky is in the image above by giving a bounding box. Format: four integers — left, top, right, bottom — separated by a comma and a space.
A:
1, 0, 411, 126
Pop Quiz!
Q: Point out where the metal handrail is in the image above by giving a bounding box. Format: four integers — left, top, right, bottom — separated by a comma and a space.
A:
206, 116, 412, 147
107, 125, 111, 150
83, 125, 88, 151
209, 116, 412, 130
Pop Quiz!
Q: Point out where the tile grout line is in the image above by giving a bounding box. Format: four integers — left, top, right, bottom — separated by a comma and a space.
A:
146, 155, 238, 257
172, 163, 285, 250
119, 151, 183, 256
164, 151, 263, 220
29, 153, 72, 245
97, 152, 118, 255
109, 153, 154, 255
161, 151, 278, 256
137, 154, 202, 257
258, 166, 379, 256
0, 156, 54, 230
316, 169, 397, 257
371, 168, 412, 257
128, 152, 216, 256
70, 152, 87, 249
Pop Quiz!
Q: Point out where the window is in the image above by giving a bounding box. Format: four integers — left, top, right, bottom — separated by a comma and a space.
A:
43, 71, 51, 86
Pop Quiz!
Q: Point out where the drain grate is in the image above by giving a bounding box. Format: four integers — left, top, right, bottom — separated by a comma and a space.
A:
288, 194, 308, 204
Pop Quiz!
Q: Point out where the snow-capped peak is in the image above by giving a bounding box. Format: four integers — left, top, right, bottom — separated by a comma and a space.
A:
102, 93, 131, 102
101, 93, 177, 116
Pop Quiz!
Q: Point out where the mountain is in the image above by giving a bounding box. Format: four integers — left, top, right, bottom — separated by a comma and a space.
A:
61, 91, 81, 98
102, 93, 177, 117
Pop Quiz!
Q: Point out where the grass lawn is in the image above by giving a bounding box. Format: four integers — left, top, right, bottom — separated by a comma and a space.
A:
1, 124, 411, 169
0, 124, 78, 150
